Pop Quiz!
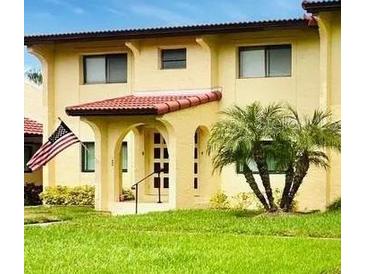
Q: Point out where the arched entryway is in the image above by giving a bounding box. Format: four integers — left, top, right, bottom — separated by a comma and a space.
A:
113, 123, 171, 211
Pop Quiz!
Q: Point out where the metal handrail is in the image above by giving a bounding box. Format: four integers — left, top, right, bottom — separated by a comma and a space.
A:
130, 168, 165, 214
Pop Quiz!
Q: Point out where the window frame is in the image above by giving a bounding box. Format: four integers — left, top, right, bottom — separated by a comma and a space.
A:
238, 44, 292, 79
235, 141, 286, 175
83, 54, 127, 84
121, 141, 128, 173
81, 142, 95, 173
160, 48, 187, 70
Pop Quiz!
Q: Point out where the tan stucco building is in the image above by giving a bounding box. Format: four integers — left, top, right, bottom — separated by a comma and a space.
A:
24, 0, 341, 214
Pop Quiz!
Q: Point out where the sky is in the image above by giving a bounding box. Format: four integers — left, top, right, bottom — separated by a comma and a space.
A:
24, 0, 305, 70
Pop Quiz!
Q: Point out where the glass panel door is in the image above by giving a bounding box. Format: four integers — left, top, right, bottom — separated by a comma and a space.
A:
151, 132, 169, 195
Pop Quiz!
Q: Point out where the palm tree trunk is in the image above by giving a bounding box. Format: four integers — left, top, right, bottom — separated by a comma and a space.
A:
242, 169, 270, 211
280, 165, 294, 209
253, 145, 277, 211
284, 155, 310, 212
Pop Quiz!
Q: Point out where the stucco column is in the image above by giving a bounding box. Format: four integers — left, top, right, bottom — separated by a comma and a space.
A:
317, 13, 337, 208
93, 122, 110, 211
168, 126, 195, 209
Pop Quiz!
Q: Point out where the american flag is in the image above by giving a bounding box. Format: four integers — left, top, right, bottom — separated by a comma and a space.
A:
27, 121, 80, 171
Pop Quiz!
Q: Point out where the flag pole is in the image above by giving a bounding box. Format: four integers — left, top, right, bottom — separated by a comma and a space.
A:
57, 116, 101, 163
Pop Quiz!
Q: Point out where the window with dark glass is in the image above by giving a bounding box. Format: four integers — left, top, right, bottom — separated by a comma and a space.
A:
121, 142, 128, 172
161, 49, 186, 69
194, 163, 198, 174
84, 54, 127, 84
24, 145, 33, 172
163, 177, 169, 188
154, 133, 161, 144
239, 45, 291, 78
154, 148, 160, 159
154, 177, 160, 188
81, 142, 95, 172
194, 178, 198, 189
236, 141, 284, 174
154, 163, 160, 173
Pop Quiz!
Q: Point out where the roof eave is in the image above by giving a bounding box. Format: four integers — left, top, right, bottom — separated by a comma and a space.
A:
65, 108, 159, 116
24, 133, 43, 137
24, 20, 316, 46
302, 1, 341, 14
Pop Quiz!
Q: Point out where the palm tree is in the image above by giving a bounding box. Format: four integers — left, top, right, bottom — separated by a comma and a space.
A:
207, 102, 284, 212
278, 107, 341, 211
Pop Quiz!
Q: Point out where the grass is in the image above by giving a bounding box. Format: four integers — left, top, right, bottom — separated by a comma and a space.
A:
24, 206, 341, 274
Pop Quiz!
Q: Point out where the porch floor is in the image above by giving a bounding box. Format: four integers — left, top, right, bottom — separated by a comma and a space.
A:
110, 201, 171, 215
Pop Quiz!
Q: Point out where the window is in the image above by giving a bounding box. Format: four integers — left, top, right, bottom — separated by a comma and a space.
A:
236, 141, 284, 174
24, 145, 33, 172
239, 45, 291, 78
194, 178, 198, 189
154, 177, 160, 188
81, 142, 95, 172
84, 54, 127, 84
121, 142, 128, 172
161, 49, 186, 69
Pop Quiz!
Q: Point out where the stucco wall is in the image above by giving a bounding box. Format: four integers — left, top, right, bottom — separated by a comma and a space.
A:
29, 20, 340, 211
24, 81, 43, 122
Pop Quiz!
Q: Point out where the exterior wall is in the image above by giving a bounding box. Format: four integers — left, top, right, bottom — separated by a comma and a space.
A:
216, 29, 331, 211
322, 11, 341, 205
24, 82, 43, 185
133, 37, 211, 91
24, 81, 43, 122
28, 14, 340, 211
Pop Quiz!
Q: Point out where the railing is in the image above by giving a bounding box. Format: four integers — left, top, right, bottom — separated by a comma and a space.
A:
130, 168, 166, 214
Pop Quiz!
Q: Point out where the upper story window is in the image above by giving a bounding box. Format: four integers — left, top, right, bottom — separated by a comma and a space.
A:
239, 45, 291, 78
161, 49, 186, 69
83, 54, 127, 84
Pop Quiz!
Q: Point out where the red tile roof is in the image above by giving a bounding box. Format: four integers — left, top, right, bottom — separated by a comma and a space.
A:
24, 118, 43, 136
66, 90, 222, 116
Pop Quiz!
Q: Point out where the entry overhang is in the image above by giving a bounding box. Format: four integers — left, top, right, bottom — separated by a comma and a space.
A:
65, 90, 222, 116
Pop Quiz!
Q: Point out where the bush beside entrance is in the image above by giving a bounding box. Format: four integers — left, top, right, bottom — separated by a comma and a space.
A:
40, 185, 95, 206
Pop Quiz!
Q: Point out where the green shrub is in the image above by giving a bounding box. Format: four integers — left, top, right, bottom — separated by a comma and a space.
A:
24, 183, 43, 206
230, 192, 263, 210
327, 198, 341, 211
120, 188, 135, 201
40, 185, 95, 206
209, 192, 229, 209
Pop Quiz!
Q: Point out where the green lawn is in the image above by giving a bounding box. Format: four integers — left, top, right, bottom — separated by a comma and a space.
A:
24, 206, 341, 274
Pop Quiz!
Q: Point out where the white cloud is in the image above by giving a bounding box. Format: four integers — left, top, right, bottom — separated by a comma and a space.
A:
128, 3, 196, 25
44, 0, 85, 15
104, 7, 126, 16
72, 7, 85, 15
215, 2, 248, 22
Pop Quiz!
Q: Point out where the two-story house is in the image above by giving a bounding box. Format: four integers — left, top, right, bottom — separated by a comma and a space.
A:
24, 0, 341, 214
